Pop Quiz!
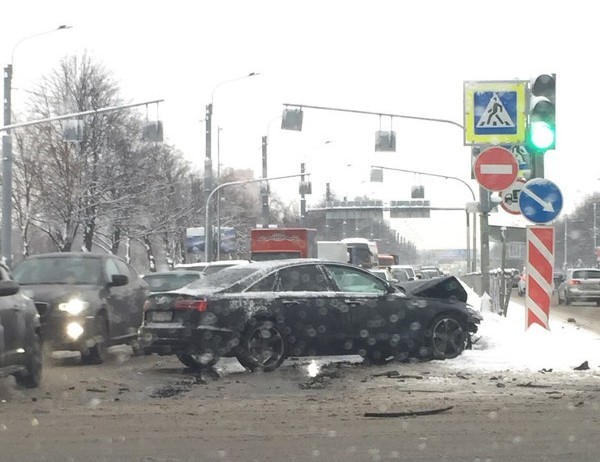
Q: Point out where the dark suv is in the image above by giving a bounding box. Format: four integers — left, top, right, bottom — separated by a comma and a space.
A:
0, 263, 42, 388
13, 253, 149, 364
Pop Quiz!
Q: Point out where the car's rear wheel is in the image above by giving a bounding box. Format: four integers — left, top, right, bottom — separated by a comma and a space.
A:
176, 352, 218, 370
426, 313, 467, 360
237, 319, 287, 372
15, 333, 43, 389
565, 293, 572, 306
81, 315, 108, 365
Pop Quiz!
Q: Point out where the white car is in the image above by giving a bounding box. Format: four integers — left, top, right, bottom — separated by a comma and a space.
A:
368, 268, 397, 284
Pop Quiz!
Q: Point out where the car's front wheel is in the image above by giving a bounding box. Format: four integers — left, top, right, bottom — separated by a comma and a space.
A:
15, 333, 43, 388
426, 313, 467, 360
237, 319, 287, 372
176, 352, 218, 370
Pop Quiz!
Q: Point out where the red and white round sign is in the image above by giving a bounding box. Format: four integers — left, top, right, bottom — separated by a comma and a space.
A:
500, 178, 526, 215
473, 146, 518, 191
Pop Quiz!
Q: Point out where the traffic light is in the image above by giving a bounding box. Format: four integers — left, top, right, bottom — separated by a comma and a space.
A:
526, 73, 556, 153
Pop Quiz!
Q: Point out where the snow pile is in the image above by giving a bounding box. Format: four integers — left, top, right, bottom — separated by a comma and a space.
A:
454, 282, 600, 373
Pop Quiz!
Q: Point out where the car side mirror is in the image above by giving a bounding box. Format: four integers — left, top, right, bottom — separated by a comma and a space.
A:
0, 280, 20, 296
109, 274, 128, 287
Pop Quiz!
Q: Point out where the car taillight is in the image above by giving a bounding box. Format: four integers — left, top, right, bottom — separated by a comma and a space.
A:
143, 300, 152, 311
568, 279, 581, 286
174, 299, 207, 312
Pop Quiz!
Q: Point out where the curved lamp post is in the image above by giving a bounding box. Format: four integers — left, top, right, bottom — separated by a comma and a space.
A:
204, 173, 309, 262
371, 165, 476, 274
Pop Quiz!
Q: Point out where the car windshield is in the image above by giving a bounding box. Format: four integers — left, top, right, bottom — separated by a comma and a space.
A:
13, 257, 102, 285
572, 270, 600, 279
185, 265, 263, 291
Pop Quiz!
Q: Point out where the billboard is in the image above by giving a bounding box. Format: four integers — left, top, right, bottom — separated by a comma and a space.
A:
185, 227, 237, 254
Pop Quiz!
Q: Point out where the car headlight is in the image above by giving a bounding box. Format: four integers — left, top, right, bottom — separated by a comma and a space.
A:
58, 299, 89, 315
66, 322, 85, 340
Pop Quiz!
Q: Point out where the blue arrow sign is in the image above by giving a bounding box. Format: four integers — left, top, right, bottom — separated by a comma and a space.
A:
518, 178, 563, 224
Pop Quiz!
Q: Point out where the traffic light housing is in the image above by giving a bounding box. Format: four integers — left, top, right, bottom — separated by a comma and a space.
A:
526, 74, 556, 153
526, 73, 556, 179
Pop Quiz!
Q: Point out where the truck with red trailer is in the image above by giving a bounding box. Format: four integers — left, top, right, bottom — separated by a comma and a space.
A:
250, 228, 318, 261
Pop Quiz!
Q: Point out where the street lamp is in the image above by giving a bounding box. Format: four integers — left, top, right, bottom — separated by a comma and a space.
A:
3, 25, 72, 267
204, 72, 259, 262
204, 173, 309, 262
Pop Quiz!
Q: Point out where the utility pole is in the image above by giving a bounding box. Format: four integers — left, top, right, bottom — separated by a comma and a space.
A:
204, 103, 214, 262
261, 136, 269, 227
564, 215, 568, 269
594, 203, 597, 265
2, 64, 12, 266
300, 162, 307, 226
479, 186, 491, 295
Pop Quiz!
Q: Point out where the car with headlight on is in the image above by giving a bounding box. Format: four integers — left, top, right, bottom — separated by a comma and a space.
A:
12, 252, 149, 364
0, 262, 43, 388
139, 259, 481, 371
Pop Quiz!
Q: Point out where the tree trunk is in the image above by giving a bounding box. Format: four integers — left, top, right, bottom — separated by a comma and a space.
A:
143, 235, 157, 272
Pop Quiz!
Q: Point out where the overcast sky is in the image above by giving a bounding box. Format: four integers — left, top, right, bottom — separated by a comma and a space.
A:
2, 0, 597, 250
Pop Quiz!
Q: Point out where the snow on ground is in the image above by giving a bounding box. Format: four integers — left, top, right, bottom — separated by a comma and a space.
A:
453, 281, 600, 373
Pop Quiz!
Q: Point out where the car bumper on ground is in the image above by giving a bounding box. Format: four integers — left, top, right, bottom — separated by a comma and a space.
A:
139, 323, 239, 358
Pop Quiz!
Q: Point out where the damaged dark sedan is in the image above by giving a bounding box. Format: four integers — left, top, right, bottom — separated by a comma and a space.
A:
139, 259, 481, 371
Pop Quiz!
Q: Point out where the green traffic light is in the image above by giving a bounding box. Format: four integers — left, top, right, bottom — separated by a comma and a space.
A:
529, 120, 555, 150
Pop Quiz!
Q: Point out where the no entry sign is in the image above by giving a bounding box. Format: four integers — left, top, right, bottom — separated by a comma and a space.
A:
473, 146, 518, 191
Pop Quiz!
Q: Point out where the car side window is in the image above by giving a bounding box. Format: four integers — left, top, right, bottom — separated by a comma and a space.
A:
246, 273, 277, 292
326, 265, 387, 294
105, 259, 120, 282
276, 265, 329, 292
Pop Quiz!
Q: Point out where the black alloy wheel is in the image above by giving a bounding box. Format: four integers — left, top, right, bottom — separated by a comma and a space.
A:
427, 314, 467, 360
237, 320, 287, 372
15, 333, 43, 388
176, 352, 218, 370
81, 315, 108, 364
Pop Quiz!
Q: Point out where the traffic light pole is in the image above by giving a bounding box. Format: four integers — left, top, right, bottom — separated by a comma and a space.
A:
282, 102, 493, 292
0, 98, 164, 267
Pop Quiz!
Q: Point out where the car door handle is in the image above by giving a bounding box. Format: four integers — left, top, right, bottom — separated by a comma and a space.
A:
281, 300, 301, 306
344, 300, 366, 307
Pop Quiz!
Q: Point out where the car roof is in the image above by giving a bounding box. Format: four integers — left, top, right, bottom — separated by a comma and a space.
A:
143, 270, 201, 277
206, 260, 251, 266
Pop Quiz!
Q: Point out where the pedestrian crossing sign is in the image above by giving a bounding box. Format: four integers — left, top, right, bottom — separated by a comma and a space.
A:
464, 81, 527, 145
